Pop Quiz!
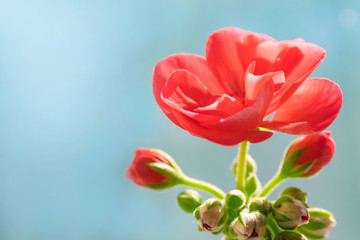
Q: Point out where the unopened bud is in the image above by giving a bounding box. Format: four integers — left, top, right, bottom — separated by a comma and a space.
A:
298, 208, 336, 239
126, 148, 182, 189
177, 189, 202, 213
225, 190, 246, 210
280, 132, 335, 178
229, 211, 267, 240
273, 196, 309, 230
194, 198, 227, 233
280, 187, 308, 207
274, 231, 308, 240
249, 198, 272, 216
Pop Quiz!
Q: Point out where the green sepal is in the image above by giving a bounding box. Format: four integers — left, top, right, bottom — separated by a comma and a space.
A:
254, 211, 267, 226
211, 217, 228, 235
249, 197, 272, 216
297, 230, 323, 239
298, 208, 335, 239
205, 198, 223, 208
262, 228, 273, 240
148, 162, 181, 180
280, 187, 308, 208
280, 148, 304, 177
274, 195, 295, 206
274, 231, 308, 240
288, 161, 314, 178
194, 207, 200, 220
152, 149, 183, 174
145, 162, 181, 189
281, 148, 304, 171
177, 189, 202, 213
245, 174, 262, 199
279, 148, 315, 178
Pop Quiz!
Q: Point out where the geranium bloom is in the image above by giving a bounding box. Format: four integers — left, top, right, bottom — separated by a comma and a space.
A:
153, 27, 343, 145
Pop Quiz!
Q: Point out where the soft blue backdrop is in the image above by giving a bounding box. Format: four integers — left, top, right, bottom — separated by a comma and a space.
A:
0, 0, 358, 239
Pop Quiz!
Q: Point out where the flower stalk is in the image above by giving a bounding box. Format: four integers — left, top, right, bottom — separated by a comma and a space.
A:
236, 141, 249, 191
258, 172, 284, 198
181, 176, 225, 199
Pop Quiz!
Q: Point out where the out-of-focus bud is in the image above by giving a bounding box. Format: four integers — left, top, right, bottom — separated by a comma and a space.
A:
298, 208, 336, 239
126, 148, 182, 189
273, 196, 309, 230
274, 231, 308, 240
232, 155, 261, 198
280, 132, 335, 178
280, 187, 308, 208
232, 155, 257, 179
249, 198, 272, 216
229, 211, 267, 240
225, 190, 246, 210
194, 198, 227, 233
177, 189, 202, 213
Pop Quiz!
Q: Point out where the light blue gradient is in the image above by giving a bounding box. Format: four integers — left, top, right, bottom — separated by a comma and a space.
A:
0, 0, 358, 239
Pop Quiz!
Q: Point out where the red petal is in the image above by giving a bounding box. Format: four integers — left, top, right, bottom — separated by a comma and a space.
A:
153, 53, 223, 127
161, 70, 238, 123
244, 62, 284, 105
264, 40, 326, 115
262, 78, 343, 134
126, 165, 144, 186
161, 69, 213, 109
201, 78, 274, 132
206, 27, 275, 96
170, 110, 273, 145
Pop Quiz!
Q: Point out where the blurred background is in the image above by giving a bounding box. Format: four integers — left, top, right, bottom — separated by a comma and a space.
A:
0, 0, 358, 239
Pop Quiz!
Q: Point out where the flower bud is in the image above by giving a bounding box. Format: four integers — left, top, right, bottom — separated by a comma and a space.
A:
126, 148, 181, 189
273, 196, 309, 230
249, 198, 272, 216
229, 211, 267, 240
225, 190, 246, 210
298, 208, 336, 239
177, 189, 202, 213
280, 187, 308, 207
280, 132, 335, 177
194, 198, 227, 233
274, 231, 308, 240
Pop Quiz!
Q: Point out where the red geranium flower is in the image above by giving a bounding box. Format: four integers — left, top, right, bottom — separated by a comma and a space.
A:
153, 27, 343, 146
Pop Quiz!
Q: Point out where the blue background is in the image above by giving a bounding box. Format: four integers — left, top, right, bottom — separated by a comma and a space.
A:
0, 0, 358, 239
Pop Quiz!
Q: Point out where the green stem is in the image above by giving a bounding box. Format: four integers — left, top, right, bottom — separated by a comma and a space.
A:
258, 172, 284, 198
181, 176, 225, 199
236, 141, 249, 191
267, 214, 281, 235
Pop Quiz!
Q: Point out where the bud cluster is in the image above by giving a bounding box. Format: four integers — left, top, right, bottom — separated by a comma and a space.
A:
193, 190, 271, 239
189, 186, 337, 240
126, 138, 337, 240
